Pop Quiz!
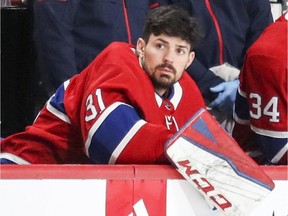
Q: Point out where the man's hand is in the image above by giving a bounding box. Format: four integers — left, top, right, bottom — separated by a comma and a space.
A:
208, 79, 239, 115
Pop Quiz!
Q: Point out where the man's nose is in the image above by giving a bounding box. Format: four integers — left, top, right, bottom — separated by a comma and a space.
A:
163, 50, 174, 64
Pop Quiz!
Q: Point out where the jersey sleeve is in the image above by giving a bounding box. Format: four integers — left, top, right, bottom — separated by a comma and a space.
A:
238, 54, 287, 137
84, 100, 172, 164
233, 28, 288, 164
0, 79, 89, 164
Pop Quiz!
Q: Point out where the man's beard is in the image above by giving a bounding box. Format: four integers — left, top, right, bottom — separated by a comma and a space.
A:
143, 61, 177, 89
151, 73, 175, 89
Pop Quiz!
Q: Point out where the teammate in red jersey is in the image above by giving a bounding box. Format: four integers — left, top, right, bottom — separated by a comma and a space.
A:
0, 6, 205, 164
233, 13, 288, 165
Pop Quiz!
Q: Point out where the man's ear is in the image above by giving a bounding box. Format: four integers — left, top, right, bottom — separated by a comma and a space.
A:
136, 38, 146, 56
185, 51, 195, 69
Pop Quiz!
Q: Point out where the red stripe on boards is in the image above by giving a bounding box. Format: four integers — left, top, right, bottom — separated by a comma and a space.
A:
106, 179, 134, 216
134, 179, 167, 216
105, 179, 167, 216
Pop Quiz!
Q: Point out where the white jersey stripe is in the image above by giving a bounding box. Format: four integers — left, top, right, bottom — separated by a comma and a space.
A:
0, 152, 30, 164
170, 82, 182, 109
46, 96, 71, 124
85, 102, 132, 156
271, 142, 288, 164
251, 125, 288, 138
108, 120, 146, 164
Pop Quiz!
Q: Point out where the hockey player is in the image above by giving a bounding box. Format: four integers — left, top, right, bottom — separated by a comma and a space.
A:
233, 13, 288, 165
0, 5, 206, 164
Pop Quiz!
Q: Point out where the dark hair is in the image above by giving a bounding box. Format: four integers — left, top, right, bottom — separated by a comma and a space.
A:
142, 5, 201, 50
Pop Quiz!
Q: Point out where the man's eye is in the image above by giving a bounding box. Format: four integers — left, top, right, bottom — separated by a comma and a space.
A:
177, 49, 185, 55
156, 43, 165, 49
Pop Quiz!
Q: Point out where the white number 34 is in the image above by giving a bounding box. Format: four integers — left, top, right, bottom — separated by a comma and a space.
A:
249, 93, 280, 122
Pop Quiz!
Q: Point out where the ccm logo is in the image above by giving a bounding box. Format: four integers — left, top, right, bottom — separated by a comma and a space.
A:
178, 160, 232, 211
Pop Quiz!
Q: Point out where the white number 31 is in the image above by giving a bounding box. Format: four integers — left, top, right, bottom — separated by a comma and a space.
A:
85, 89, 105, 122
249, 93, 280, 122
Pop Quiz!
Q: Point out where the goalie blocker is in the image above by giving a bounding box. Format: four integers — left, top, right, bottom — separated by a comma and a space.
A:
165, 108, 274, 216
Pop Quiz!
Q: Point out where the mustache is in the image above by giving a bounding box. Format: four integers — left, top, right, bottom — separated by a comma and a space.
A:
156, 64, 176, 74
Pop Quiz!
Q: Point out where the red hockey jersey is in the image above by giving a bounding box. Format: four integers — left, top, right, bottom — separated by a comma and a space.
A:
1, 42, 205, 164
233, 14, 287, 164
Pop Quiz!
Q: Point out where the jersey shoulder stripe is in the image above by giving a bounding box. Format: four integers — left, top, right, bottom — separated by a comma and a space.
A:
46, 83, 71, 124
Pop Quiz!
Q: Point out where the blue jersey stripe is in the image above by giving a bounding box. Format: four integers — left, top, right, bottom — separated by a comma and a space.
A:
234, 90, 249, 123
46, 83, 71, 123
49, 84, 66, 114
87, 102, 143, 163
0, 158, 16, 164
255, 134, 287, 158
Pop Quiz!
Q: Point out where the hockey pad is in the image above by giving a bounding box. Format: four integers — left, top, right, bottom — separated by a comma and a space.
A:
165, 108, 274, 216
